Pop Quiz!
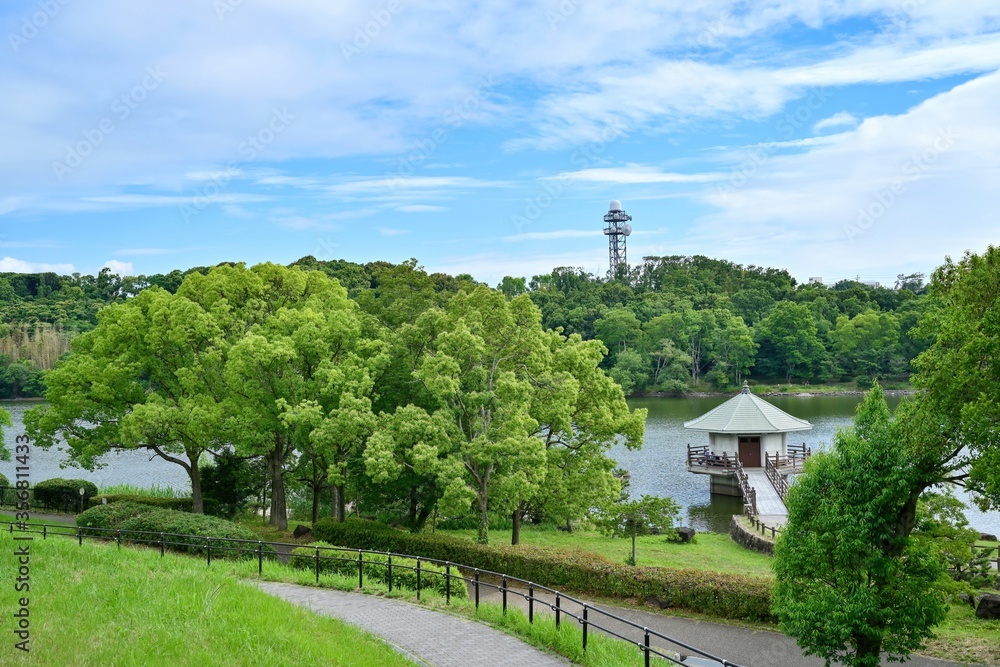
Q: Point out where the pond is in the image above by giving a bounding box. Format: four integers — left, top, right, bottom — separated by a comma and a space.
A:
616, 394, 1000, 535
3, 397, 998, 536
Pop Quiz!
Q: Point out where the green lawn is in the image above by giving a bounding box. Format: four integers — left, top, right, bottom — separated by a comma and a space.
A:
0, 530, 419, 667
438, 524, 776, 578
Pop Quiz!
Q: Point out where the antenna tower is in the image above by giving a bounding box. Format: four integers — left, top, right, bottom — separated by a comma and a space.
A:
603, 199, 633, 276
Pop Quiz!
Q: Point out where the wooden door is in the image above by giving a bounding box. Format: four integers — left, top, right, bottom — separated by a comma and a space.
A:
738, 436, 762, 467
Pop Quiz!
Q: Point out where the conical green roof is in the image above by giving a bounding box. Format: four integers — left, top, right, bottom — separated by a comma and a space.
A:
683, 382, 812, 433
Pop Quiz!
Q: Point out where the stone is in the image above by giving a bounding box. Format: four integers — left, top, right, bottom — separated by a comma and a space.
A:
975, 593, 1000, 620
645, 596, 671, 609
957, 593, 975, 609
980, 532, 998, 542
676, 526, 696, 543
293, 524, 313, 539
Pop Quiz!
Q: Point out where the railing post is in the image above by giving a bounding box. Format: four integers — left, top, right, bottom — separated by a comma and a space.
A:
315, 546, 320, 583
446, 563, 451, 604
474, 570, 479, 609
78, 525, 82, 546
528, 583, 534, 623
387, 555, 393, 593
116, 529, 121, 549
207, 537, 212, 567
555, 594, 561, 629
257, 541, 263, 575
416, 559, 421, 601
160, 532, 165, 557
644, 629, 651, 667
42, 524, 46, 540
582, 604, 589, 652
357, 550, 363, 589
501, 575, 507, 615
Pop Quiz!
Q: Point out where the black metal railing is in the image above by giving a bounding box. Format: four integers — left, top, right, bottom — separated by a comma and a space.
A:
3, 521, 744, 667
0, 486, 88, 514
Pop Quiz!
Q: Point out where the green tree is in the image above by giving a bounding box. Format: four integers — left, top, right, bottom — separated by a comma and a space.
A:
596, 494, 679, 566
774, 387, 947, 667
829, 310, 901, 380
26, 287, 227, 512
910, 247, 1000, 510
593, 308, 641, 355
755, 301, 827, 382
913, 491, 997, 590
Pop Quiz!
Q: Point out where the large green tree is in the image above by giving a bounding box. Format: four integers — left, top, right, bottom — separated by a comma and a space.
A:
755, 301, 827, 382
774, 387, 947, 666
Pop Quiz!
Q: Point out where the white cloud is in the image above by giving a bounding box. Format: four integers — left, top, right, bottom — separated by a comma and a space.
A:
813, 112, 860, 133
554, 166, 726, 184
395, 205, 448, 213
0, 257, 75, 274
693, 69, 1000, 283
102, 260, 134, 275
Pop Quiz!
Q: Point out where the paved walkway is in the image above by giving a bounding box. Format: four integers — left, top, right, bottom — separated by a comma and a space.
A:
743, 469, 787, 519
468, 580, 981, 667
255, 581, 571, 667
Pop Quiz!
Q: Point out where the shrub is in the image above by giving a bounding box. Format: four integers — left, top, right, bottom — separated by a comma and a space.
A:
76, 502, 275, 560
0, 472, 8, 487
77, 501, 158, 534
200, 448, 259, 518
289, 541, 467, 599
314, 518, 774, 622
34, 478, 99, 510
89, 494, 194, 512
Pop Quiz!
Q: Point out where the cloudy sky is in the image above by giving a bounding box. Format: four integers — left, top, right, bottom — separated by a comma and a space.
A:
2, 1, 998, 285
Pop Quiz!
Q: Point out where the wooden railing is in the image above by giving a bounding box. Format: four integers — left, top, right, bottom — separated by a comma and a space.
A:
735, 459, 757, 516
764, 455, 789, 501
743, 508, 782, 540
686, 444, 737, 472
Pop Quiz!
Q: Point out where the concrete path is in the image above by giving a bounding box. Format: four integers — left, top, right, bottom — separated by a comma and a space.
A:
470, 580, 983, 667
255, 581, 571, 667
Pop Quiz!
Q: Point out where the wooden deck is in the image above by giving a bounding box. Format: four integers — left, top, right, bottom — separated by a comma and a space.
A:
744, 468, 788, 524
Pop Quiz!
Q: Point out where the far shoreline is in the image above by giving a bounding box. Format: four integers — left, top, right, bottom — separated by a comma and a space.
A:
633, 389, 918, 399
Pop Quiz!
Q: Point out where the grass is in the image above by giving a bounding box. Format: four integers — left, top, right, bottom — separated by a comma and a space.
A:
923, 600, 1000, 666
0, 530, 420, 667
438, 523, 776, 578
749, 380, 913, 394
234, 513, 314, 544
98, 483, 188, 498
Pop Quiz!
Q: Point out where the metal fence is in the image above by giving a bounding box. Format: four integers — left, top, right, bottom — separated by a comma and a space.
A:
0, 486, 88, 514
3, 520, 744, 667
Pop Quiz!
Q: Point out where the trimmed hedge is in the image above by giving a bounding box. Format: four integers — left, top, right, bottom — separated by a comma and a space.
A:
34, 478, 99, 507
75, 502, 275, 560
289, 541, 467, 599
89, 494, 194, 512
314, 518, 774, 622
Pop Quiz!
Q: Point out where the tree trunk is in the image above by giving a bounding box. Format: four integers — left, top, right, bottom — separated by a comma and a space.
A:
189, 462, 204, 514
631, 534, 637, 565
853, 633, 882, 667
477, 486, 489, 544
336, 484, 346, 523
511, 509, 521, 546
311, 484, 320, 525
267, 450, 287, 530
409, 487, 418, 527
564, 517, 572, 533
415, 504, 433, 532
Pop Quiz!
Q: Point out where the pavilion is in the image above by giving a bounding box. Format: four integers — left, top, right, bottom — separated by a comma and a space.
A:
684, 382, 812, 496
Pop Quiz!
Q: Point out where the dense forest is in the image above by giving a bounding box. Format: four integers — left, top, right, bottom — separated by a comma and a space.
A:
0, 255, 929, 399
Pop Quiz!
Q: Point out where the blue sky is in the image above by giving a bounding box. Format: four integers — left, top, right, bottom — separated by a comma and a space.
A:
2, 1, 999, 286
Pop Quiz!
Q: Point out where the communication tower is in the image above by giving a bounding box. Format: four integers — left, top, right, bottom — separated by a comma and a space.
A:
603, 199, 633, 275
